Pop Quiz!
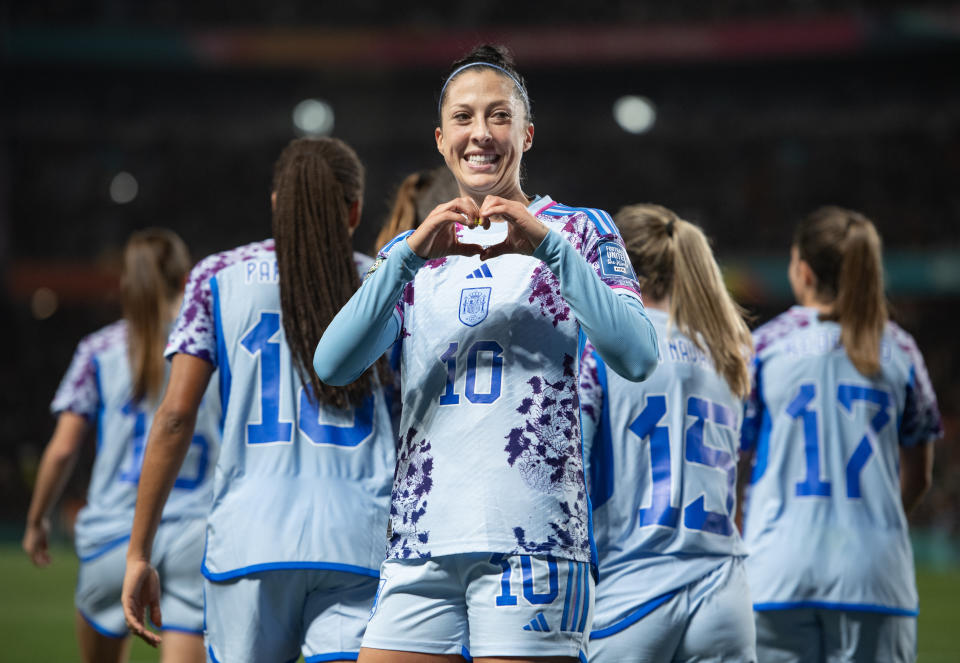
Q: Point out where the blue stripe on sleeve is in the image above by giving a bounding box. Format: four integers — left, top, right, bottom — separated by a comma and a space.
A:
378, 230, 415, 256
210, 276, 231, 430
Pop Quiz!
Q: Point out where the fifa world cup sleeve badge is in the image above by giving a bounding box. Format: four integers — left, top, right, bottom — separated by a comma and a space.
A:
598, 240, 637, 280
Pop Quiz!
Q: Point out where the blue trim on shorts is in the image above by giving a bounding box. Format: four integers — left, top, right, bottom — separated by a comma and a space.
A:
753, 600, 918, 617
78, 609, 127, 639
208, 644, 221, 663
202, 559, 380, 581
460, 646, 473, 661
160, 623, 204, 636
590, 589, 680, 639
77, 534, 130, 562
305, 653, 360, 662
578, 652, 588, 663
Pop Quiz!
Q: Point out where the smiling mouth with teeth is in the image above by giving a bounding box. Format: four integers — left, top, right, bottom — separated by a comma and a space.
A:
466, 154, 499, 165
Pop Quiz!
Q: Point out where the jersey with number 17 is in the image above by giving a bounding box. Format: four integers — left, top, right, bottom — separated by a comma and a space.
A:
741, 306, 943, 614
165, 241, 395, 581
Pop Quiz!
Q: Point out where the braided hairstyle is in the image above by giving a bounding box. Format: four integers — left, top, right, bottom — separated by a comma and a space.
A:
272, 137, 381, 409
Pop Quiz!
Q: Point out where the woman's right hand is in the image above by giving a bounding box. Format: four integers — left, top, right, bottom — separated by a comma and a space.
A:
122, 558, 163, 647
22, 519, 51, 567
406, 197, 485, 260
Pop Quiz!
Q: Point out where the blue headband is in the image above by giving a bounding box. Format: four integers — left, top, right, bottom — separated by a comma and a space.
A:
438, 62, 529, 117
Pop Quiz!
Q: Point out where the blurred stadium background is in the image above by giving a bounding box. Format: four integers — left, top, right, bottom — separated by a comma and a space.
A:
1, 1, 958, 660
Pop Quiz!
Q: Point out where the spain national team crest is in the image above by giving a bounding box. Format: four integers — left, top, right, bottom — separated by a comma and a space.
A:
459, 287, 491, 327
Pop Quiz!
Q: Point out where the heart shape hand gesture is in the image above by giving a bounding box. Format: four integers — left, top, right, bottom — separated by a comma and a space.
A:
477, 196, 549, 261
406, 195, 549, 262
407, 197, 484, 260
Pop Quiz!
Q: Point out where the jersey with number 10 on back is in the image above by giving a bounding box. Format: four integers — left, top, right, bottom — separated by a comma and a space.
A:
166, 241, 395, 581
51, 321, 221, 561
741, 306, 943, 615
579, 309, 746, 628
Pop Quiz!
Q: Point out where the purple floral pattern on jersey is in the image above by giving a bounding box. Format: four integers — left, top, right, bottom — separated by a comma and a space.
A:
389, 427, 434, 559
166, 239, 275, 364
528, 265, 571, 327
51, 320, 127, 419
425, 257, 447, 270
504, 353, 589, 554
752, 305, 813, 354
578, 343, 603, 425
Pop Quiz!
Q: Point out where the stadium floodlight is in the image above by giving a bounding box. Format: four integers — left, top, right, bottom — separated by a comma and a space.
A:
293, 98, 335, 136
109, 171, 139, 204
613, 95, 656, 134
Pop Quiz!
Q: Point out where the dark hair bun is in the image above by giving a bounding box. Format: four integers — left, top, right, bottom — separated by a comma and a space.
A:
439, 43, 531, 121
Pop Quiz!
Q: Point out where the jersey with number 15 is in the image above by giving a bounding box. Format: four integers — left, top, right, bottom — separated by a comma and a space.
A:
51, 320, 221, 562
741, 306, 943, 615
580, 309, 746, 628
166, 240, 395, 582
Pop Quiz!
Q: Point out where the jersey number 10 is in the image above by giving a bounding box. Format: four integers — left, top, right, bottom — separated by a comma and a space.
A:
241, 312, 373, 447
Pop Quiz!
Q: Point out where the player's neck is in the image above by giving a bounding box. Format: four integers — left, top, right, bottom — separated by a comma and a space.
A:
644, 296, 669, 312
460, 184, 530, 209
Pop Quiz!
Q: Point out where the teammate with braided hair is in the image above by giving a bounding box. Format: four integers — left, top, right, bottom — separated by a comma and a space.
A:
122, 137, 396, 663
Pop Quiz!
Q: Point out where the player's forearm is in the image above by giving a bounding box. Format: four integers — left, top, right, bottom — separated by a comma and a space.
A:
127, 407, 196, 561
315, 240, 424, 385
26, 442, 81, 526
26, 414, 87, 525
534, 230, 659, 382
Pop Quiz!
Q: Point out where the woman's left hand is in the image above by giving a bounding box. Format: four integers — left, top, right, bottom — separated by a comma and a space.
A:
478, 196, 549, 260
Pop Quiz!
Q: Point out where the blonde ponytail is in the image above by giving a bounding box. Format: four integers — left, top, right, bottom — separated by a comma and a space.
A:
616, 204, 752, 398
121, 229, 191, 403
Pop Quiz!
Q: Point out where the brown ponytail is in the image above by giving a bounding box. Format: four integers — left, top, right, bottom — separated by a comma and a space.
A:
374, 167, 459, 253
121, 228, 191, 403
272, 137, 380, 409
794, 206, 887, 376
615, 204, 753, 398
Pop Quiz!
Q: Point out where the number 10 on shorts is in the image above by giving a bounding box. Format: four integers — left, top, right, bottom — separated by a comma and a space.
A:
490, 554, 593, 634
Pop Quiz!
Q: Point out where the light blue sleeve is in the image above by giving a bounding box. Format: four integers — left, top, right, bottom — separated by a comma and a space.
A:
314, 239, 425, 386
534, 229, 659, 382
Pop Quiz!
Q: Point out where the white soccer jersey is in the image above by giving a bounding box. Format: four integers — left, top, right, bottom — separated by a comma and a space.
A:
51, 320, 221, 561
741, 306, 943, 615
380, 196, 643, 563
580, 310, 746, 628
166, 242, 396, 579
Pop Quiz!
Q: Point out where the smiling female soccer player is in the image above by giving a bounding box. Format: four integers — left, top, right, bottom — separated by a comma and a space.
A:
316, 45, 659, 663
740, 207, 942, 662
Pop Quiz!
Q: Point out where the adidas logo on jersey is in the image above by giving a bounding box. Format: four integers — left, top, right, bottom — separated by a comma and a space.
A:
522, 613, 551, 632
466, 264, 493, 279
